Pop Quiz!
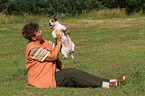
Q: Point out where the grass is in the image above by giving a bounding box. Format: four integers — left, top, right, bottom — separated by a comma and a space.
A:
0, 9, 145, 96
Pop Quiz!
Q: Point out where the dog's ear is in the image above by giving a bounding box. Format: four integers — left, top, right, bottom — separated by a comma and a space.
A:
53, 17, 58, 21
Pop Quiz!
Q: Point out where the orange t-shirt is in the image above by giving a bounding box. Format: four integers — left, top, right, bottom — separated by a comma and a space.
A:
25, 39, 64, 88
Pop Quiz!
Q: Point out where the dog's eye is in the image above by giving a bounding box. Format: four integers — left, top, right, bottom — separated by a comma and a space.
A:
51, 20, 54, 22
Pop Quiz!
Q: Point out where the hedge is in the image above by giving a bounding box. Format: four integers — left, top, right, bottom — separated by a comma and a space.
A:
0, 0, 144, 16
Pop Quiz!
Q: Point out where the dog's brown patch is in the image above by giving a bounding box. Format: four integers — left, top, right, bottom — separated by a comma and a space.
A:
49, 19, 56, 23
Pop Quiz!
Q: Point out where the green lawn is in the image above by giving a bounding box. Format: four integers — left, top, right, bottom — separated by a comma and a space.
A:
0, 14, 145, 96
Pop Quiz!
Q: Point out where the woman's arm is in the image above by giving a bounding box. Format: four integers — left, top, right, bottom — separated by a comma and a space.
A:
45, 29, 62, 61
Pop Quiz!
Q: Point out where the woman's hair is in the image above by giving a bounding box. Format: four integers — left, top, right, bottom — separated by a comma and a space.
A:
22, 23, 39, 41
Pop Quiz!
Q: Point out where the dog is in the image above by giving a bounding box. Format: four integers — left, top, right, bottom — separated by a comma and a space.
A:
48, 17, 75, 61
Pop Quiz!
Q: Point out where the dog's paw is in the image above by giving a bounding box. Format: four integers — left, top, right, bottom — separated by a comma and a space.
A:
72, 51, 75, 53
62, 57, 67, 59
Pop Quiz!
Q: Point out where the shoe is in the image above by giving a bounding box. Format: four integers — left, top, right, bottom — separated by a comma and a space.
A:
116, 76, 126, 83
109, 82, 117, 88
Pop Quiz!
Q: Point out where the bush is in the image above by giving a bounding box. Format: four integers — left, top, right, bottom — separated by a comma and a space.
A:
99, 0, 145, 14
0, 0, 144, 16
0, 0, 102, 16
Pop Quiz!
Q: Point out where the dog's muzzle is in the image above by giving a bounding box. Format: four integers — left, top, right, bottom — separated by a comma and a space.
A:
48, 22, 51, 26
48, 22, 54, 29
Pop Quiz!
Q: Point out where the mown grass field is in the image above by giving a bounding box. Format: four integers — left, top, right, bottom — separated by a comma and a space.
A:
0, 10, 145, 96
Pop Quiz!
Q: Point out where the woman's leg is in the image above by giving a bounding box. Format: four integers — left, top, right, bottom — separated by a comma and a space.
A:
55, 68, 110, 88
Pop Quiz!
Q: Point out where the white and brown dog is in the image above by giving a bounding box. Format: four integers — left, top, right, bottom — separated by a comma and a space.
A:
48, 18, 75, 61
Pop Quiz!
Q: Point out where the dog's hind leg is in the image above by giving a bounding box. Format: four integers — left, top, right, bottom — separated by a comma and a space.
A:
61, 47, 68, 59
70, 53, 75, 61
71, 42, 75, 52
62, 54, 68, 59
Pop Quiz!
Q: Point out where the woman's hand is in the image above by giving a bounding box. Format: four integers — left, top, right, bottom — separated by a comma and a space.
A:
55, 29, 62, 44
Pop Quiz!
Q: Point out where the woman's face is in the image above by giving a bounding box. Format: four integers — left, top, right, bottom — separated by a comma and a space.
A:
35, 29, 44, 41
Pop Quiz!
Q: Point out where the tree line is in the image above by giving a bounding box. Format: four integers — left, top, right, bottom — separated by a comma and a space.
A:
0, 0, 145, 16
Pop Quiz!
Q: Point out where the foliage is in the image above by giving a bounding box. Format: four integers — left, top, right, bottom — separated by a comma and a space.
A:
0, 0, 102, 16
1, 0, 144, 16
99, 0, 145, 14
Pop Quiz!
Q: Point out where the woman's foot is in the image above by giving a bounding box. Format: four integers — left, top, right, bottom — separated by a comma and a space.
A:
109, 82, 118, 88
102, 76, 126, 88
102, 81, 118, 88
116, 76, 126, 84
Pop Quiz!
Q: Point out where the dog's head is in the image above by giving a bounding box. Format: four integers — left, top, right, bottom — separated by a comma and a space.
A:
48, 17, 58, 29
